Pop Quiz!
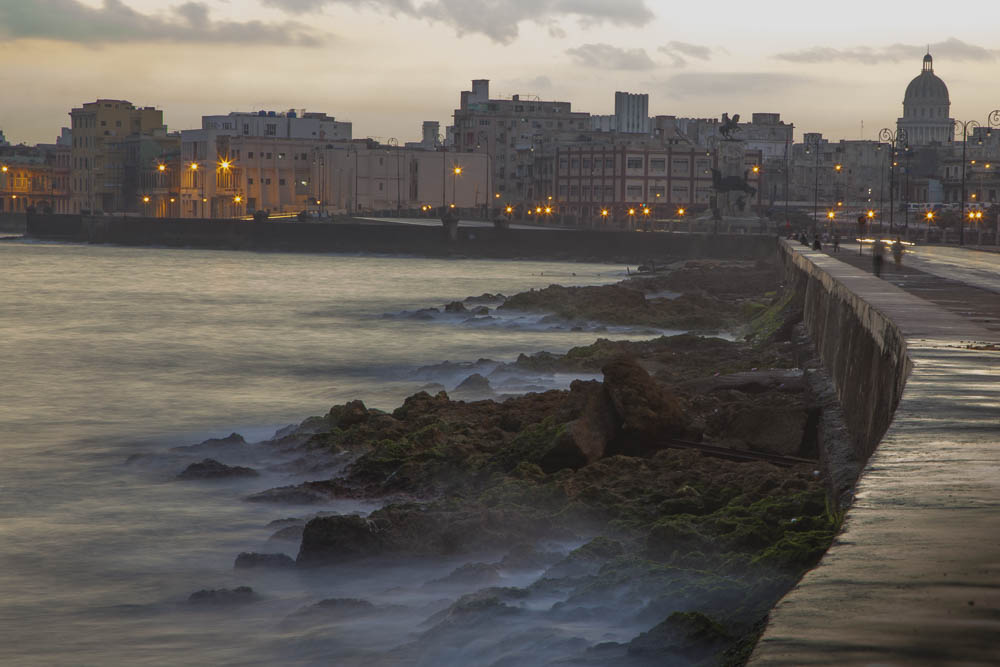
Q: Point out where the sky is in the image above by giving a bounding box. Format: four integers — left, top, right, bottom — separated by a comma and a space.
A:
2, 0, 999, 145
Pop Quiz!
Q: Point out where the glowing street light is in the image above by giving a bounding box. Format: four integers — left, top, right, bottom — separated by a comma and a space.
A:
601, 209, 609, 218
1, 165, 7, 173
752, 165, 760, 173
677, 208, 686, 216
142, 196, 150, 203
189, 162, 199, 171
925, 211, 935, 222
827, 210, 835, 220
157, 164, 166, 172
219, 160, 231, 170
233, 195, 242, 204
867, 209, 875, 219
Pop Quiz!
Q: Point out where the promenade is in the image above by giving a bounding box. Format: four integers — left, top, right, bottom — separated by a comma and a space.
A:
752, 243, 1000, 665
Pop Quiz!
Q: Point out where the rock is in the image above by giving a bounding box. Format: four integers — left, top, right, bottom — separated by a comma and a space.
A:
601, 358, 688, 456
727, 406, 809, 457
427, 562, 502, 587
417, 382, 447, 394
234, 552, 295, 569
294, 598, 377, 620
464, 292, 505, 304
244, 482, 340, 504
679, 369, 807, 395
408, 307, 440, 320
188, 586, 256, 605
392, 391, 450, 421
544, 537, 624, 579
297, 514, 387, 566
537, 380, 617, 472
627, 611, 731, 661
470, 306, 490, 316
329, 399, 369, 428
269, 525, 305, 542
172, 432, 247, 453
499, 544, 564, 571
177, 458, 259, 480
453, 373, 495, 400
444, 301, 467, 313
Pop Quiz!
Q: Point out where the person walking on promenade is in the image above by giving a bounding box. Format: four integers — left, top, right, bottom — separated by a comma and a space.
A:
892, 236, 904, 268
872, 238, 885, 277
832, 232, 840, 253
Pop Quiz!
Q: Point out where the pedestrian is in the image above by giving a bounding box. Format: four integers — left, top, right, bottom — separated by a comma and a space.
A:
832, 232, 840, 253
812, 236, 822, 251
872, 238, 885, 277
892, 237, 904, 268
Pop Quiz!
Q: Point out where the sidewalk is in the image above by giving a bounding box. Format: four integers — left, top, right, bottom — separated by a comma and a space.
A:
751, 244, 1000, 665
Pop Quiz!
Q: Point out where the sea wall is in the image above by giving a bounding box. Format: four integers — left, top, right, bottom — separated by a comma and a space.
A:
25, 213, 776, 261
0, 213, 26, 234
778, 240, 911, 462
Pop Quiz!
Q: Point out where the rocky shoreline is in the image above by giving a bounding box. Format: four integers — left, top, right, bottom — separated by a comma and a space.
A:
168, 259, 852, 666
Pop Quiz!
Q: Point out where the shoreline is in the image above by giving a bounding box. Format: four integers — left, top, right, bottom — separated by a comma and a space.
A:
160, 258, 851, 666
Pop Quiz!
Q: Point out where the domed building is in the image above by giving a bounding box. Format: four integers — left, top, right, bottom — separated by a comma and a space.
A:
897, 52, 953, 145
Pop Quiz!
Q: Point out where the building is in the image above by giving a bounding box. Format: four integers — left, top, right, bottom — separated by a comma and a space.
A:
547, 134, 761, 225
0, 141, 71, 214
614, 92, 650, 134
897, 52, 953, 146
68, 99, 170, 213
451, 79, 591, 203
179, 109, 352, 218
311, 142, 489, 214
405, 121, 441, 150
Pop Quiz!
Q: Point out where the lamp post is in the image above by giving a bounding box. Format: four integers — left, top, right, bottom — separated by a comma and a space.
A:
452, 165, 462, 210
477, 130, 492, 220
804, 135, 822, 237
387, 138, 400, 211
953, 119, 981, 245
878, 128, 907, 235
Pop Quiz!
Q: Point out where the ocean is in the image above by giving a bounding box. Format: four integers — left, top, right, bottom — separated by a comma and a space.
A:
0, 240, 675, 666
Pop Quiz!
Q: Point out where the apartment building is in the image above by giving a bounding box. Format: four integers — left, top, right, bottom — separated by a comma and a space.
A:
69, 99, 167, 213
451, 79, 591, 203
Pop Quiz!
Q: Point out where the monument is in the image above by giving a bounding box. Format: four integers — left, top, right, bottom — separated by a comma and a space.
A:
702, 113, 762, 232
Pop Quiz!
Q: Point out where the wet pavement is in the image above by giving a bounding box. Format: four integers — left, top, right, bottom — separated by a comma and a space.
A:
752, 242, 1000, 666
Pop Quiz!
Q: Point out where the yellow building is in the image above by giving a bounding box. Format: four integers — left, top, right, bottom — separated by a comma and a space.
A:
69, 99, 167, 213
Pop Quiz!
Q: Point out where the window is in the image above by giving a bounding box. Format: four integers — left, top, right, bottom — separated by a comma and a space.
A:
277, 152, 285, 159
278, 178, 286, 186
570, 159, 579, 169
116, 120, 122, 128
243, 124, 250, 135
301, 153, 308, 160
266, 153, 272, 159
626, 157, 643, 169
101, 121, 106, 127
247, 178, 254, 185
248, 152, 254, 159
671, 158, 690, 175
479, 120, 490, 126
605, 158, 614, 169
626, 185, 643, 199
570, 185, 579, 197
650, 158, 666, 172
266, 124, 277, 136
265, 178, 271, 185
583, 159, 591, 169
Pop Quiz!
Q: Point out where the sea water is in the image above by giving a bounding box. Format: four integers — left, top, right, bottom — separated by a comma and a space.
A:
0, 241, 677, 666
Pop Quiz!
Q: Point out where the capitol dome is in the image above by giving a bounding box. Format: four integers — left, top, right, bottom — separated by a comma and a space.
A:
903, 54, 950, 104
897, 53, 953, 146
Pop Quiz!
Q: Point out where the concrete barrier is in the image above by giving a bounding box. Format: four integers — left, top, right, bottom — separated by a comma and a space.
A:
779, 240, 911, 462
25, 213, 777, 261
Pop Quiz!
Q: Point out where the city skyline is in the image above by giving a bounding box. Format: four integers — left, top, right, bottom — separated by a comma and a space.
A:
2, 0, 1000, 145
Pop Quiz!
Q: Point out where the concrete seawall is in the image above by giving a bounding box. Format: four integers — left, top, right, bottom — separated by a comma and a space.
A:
779, 241, 912, 463
753, 241, 1000, 664
25, 214, 775, 261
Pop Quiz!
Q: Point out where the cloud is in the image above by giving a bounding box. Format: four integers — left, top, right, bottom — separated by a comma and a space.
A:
775, 37, 999, 65
566, 43, 656, 70
261, 0, 654, 44
659, 72, 812, 99
0, 0, 325, 46
658, 40, 713, 67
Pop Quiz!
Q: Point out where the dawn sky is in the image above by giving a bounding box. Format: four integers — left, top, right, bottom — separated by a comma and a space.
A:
2, 0, 999, 145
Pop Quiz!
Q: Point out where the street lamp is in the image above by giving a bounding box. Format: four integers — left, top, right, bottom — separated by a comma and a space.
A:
878, 127, 907, 235
804, 135, 822, 236
452, 165, 462, 208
